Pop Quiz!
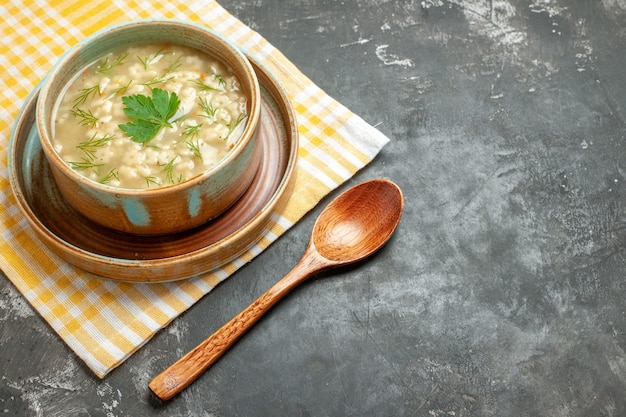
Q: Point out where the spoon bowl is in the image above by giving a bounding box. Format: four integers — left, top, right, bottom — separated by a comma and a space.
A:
312, 178, 404, 263
149, 178, 404, 400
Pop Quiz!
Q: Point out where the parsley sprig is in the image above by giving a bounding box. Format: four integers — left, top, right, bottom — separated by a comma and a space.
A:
118, 88, 181, 143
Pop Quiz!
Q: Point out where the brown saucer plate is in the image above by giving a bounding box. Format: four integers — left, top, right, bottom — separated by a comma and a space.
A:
8, 57, 298, 282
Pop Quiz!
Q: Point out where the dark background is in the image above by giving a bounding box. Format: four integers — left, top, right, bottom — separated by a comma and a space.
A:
2, 0, 626, 415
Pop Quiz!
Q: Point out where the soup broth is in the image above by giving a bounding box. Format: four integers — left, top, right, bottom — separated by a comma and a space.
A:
53, 43, 248, 189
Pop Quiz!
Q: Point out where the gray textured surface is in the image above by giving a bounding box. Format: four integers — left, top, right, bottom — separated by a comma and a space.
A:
2, 0, 626, 415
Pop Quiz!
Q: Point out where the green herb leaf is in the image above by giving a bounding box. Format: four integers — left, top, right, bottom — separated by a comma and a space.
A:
137, 48, 171, 70
197, 97, 216, 122
141, 75, 174, 87
100, 168, 119, 184
76, 133, 114, 160
225, 113, 247, 139
165, 55, 183, 74
161, 156, 181, 184
118, 88, 181, 143
70, 108, 99, 127
214, 74, 226, 87
144, 176, 160, 187
151, 88, 180, 121
105, 80, 132, 99
119, 119, 162, 143
189, 79, 220, 92
182, 123, 202, 139
67, 158, 103, 170
73, 84, 100, 107
95, 52, 128, 73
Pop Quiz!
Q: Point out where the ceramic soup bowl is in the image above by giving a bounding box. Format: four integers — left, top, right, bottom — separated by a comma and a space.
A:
36, 19, 261, 235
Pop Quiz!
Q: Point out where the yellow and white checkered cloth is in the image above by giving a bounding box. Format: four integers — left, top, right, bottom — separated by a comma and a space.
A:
0, 1, 389, 378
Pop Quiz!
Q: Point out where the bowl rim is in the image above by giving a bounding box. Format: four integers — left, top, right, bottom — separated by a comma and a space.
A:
35, 18, 261, 196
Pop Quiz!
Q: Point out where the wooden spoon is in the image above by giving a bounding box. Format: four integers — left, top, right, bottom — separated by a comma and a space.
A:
149, 178, 404, 400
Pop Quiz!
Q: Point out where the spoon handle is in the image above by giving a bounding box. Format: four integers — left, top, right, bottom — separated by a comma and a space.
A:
148, 247, 330, 401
